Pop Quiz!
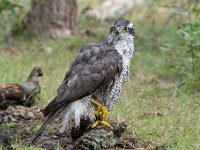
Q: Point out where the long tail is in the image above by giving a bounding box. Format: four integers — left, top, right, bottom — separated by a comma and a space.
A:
29, 108, 62, 145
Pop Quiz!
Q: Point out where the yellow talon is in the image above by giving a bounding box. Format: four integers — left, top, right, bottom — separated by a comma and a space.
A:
100, 120, 114, 129
91, 120, 100, 128
91, 120, 114, 129
90, 99, 113, 129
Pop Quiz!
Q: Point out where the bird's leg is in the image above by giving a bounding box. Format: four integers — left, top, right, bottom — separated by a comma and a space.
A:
90, 99, 113, 129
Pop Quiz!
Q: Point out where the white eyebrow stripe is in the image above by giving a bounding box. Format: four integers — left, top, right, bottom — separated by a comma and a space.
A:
127, 23, 133, 28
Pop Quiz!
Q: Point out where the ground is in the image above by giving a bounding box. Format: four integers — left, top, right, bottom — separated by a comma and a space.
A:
0, 105, 147, 149
0, 1, 200, 149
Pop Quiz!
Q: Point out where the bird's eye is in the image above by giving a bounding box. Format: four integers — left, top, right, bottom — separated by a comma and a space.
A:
124, 27, 129, 32
110, 26, 115, 32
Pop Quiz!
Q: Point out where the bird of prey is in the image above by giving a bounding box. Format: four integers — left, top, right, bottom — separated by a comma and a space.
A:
0, 66, 43, 109
31, 18, 135, 143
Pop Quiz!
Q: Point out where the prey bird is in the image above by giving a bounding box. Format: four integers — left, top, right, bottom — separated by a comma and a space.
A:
0, 66, 43, 109
30, 18, 135, 144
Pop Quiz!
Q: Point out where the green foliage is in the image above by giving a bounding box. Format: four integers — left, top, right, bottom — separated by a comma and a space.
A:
0, 0, 29, 36
0, 0, 19, 13
166, 0, 200, 93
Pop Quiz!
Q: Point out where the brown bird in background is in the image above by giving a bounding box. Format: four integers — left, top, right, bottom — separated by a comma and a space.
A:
0, 66, 43, 110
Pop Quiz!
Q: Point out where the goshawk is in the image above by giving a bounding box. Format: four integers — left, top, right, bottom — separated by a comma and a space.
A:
31, 18, 135, 143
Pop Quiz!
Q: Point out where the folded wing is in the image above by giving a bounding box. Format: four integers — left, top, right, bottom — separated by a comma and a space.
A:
43, 43, 122, 116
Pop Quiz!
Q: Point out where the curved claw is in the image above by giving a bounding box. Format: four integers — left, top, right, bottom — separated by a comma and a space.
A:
90, 99, 113, 129
91, 99, 108, 120
91, 120, 100, 128
91, 120, 114, 129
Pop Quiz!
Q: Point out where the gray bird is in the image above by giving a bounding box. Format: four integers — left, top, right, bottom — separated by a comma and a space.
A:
30, 18, 135, 144
0, 66, 43, 109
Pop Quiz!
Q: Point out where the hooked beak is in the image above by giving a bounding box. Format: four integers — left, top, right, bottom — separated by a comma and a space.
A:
116, 27, 121, 35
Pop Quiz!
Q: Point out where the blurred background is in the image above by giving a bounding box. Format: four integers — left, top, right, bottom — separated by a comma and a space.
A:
0, 0, 200, 149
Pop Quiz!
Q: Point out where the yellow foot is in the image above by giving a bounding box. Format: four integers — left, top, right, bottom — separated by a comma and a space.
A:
90, 99, 113, 129
91, 120, 114, 129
